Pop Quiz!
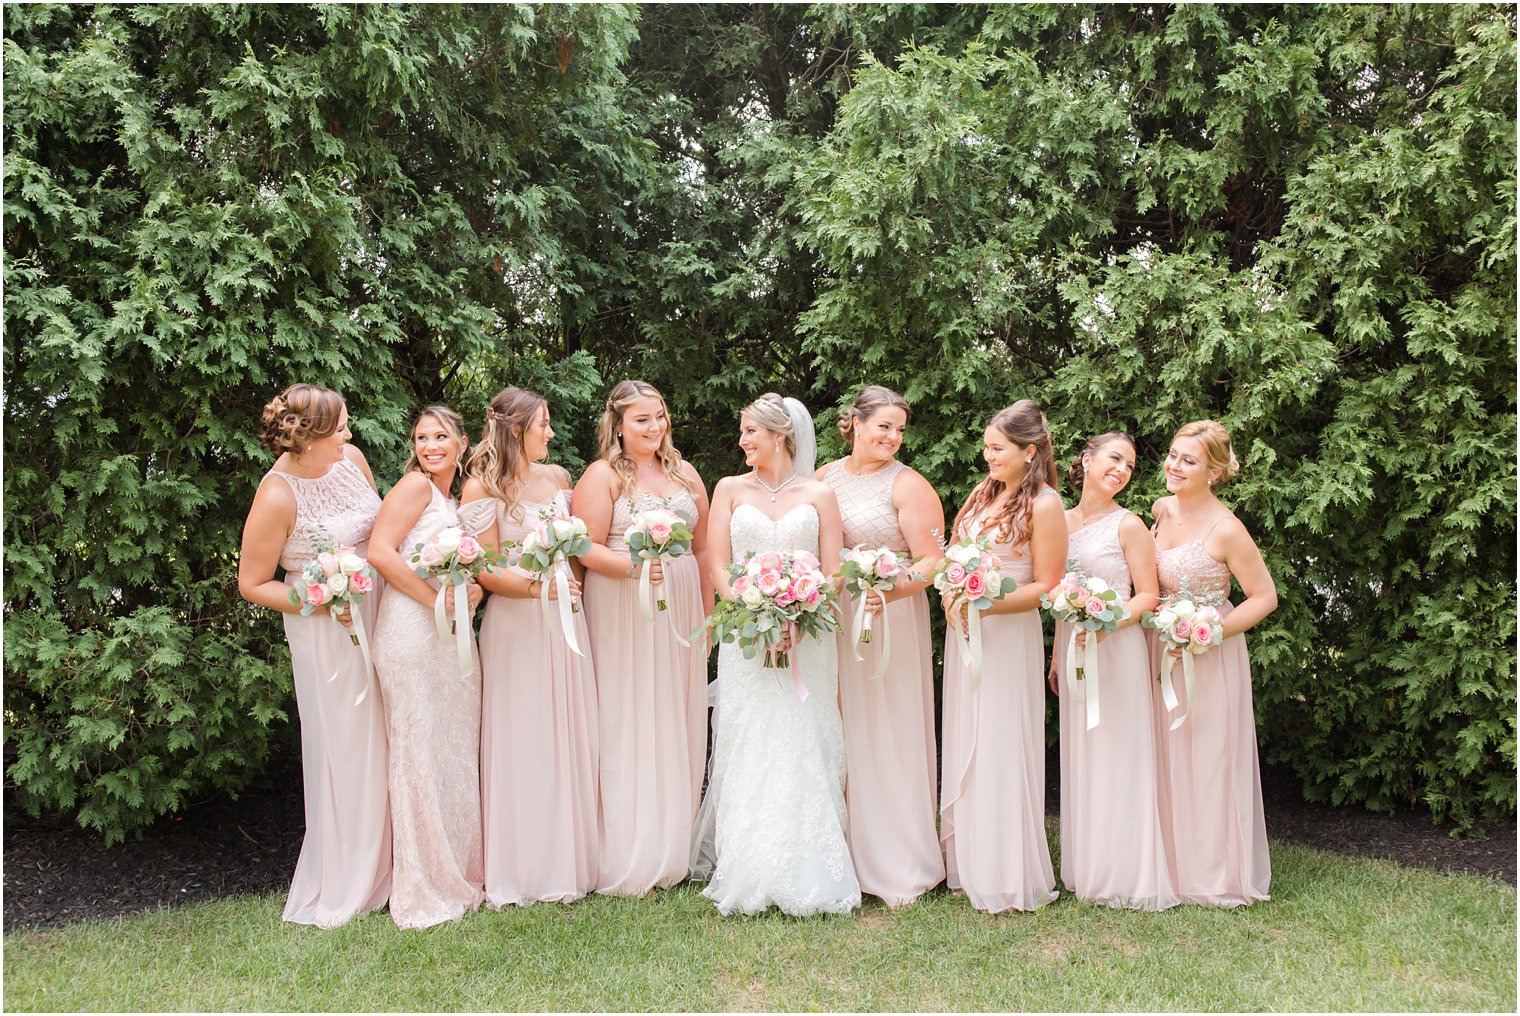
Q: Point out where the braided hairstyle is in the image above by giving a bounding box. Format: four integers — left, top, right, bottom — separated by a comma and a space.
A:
467, 387, 547, 522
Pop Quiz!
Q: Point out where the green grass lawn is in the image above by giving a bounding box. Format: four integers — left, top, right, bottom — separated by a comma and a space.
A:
4, 838, 1514, 1012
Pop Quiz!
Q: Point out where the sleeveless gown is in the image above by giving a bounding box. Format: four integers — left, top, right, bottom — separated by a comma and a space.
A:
269, 456, 392, 928
820, 460, 943, 906
1153, 534, 1271, 907
694, 503, 861, 916
371, 481, 485, 928
461, 490, 599, 906
940, 493, 1060, 913
585, 490, 707, 897
1057, 509, 1178, 910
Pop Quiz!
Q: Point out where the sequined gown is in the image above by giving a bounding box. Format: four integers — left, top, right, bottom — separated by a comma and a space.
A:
371, 481, 484, 928
1154, 531, 1271, 907
940, 492, 1060, 913
1057, 509, 1178, 910
270, 455, 392, 928
584, 490, 706, 897
693, 503, 861, 917
461, 490, 599, 906
820, 460, 943, 906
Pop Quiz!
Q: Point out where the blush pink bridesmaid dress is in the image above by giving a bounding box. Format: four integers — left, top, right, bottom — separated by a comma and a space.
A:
269, 454, 392, 928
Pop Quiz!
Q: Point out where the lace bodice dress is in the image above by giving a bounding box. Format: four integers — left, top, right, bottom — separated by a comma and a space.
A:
267, 455, 391, 928
371, 481, 484, 928
819, 460, 943, 905
1057, 509, 1178, 910
695, 502, 861, 917
586, 489, 707, 897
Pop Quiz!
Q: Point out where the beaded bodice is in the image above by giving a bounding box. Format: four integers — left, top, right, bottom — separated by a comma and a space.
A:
272, 457, 381, 573
1068, 508, 1133, 601
607, 489, 699, 552
729, 502, 820, 559
820, 460, 909, 553
1156, 541, 1233, 603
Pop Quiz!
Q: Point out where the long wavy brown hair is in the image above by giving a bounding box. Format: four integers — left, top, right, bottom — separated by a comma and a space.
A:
466, 387, 546, 523
952, 399, 1058, 550
596, 380, 693, 500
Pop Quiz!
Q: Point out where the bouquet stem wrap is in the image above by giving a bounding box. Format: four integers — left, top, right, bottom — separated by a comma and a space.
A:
1064, 628, 1101, 731
540, 558, 585, 657
849, 591, 892, 681
1160, 650, 1195, 730
637, 557, 658, 622
328, 608, 377, 707
433, 581, 474, 680
965, 603, 984, 691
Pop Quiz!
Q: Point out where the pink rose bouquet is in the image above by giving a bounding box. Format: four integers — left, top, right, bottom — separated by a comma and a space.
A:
519, 512, 593, 655
926, 535, 1007, 690
409, 524, 513, 677
836, 546, 913, 680
1041, 559, 1132, 729
287, 539, 379, 704
705, 549, 840, 699
625, 504, 695, 615
1143, 587, 1226, 730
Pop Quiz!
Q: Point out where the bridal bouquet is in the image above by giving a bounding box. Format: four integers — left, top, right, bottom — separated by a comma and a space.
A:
625, 505, 695, 616
836, 546, 909, 679
926, 535, 1007, 690
1143, 588, 1225, 730
520, 513, 593, 656
707, 549, 840, 700
287, 541, 379, 704
410, 525, 513, 678
1041, 561, 1131, 729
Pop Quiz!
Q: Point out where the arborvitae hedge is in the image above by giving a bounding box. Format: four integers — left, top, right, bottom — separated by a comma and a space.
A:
5, 3, 1513, 840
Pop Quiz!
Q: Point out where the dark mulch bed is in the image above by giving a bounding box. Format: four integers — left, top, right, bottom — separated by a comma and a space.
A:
4, 749, 1514, 931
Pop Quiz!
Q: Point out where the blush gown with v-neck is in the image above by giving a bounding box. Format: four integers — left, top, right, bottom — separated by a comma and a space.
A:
691, 502, 861, 917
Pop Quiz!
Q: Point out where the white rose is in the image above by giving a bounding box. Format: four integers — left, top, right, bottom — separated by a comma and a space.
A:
338, 553, 366, 575
1154, 609, 1177, 629
947, 544, 974, 565
741, 586, 764, 608
522, 531, 542, 554
552, 518, 575, 542
1053, 592, 1068, 612
327, 573, 348, 596
987, 574, 1004, 597
1171, 599, 1196, 619
1087, 576, 1110, 595
436, 527, 463, 553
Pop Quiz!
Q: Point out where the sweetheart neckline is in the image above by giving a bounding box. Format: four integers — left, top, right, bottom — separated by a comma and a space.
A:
732, 501, 819, 526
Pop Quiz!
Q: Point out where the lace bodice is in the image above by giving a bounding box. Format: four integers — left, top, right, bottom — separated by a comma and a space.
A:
959, 487, 1060, 587
1156, 541, 1233, 603
398, 481, 459, 566
272, 457, 381, 573
1068, 508, 1133, 601
820, 460, 908, 553
728, 502, 820, 560
608, 489, 699, 552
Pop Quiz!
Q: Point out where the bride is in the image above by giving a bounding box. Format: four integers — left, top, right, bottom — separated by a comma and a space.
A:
691, 393, 861, 916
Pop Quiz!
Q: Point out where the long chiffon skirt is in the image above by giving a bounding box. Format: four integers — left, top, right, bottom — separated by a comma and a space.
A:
478, 591, 600, 906
1057, 622, 1178, 910
282, 584, 392, 928
1152, 608, 1271, 907
940, 610, 1058, 913
372, 587, 485, 928
585, 555, 706, 897
838, 593, 944, 905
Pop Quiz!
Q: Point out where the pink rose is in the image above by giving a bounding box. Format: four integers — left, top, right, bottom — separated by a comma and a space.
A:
757, 569, 784, 596
983, 552, 1002, 571
792, 575, 819, 601
649, 522, 673, 543
419, 544, 445, 568
805, 590, 822, 609
793, 551, 820, 572
874, 552, 901, 579
316, 552, 340, 577
1071, 586, 1089, 602
1191, 623, 1213, 647
1171, 619, 1193, 643
1085, 597, 1106, 616
456, 536, 482, 564
757, 551, 783, 572
945, 562, 967, 586
963, 570, 987, 599
305, 584, 331, 606
776, 587, 797, 607
731, 574, 753, 595
349, 572, 374, 594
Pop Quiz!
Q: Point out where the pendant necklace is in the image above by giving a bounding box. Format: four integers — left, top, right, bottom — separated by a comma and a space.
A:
754, 470, 797, 502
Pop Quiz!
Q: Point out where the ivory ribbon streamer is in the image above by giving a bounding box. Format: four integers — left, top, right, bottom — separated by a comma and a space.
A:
668, 600, 694, 648
538, 558, 585, 657
1063, 628, 1101, 731
966, 601, 984, 690
432, 581, 474, 680
1165, 649, 1196, 731
849, 589, 893, 681
636, 555, 656, 623
330, 606, 377, 707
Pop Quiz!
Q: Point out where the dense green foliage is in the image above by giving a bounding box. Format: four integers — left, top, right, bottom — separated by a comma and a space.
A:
5, 3, 1514, 839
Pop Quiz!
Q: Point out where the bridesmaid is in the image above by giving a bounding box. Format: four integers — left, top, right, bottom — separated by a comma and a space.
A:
1151, 420, 1277, 906
459, 387, 599, 906
573, 380, 712, 898
939, 399, 1066, 913
368, 406, 485, 929
1048, 432, 1178, 910
237, 384, 391, 927
816, 385, 945, 909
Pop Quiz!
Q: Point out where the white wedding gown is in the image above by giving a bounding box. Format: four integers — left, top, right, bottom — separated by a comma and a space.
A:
691, 503, 861, 916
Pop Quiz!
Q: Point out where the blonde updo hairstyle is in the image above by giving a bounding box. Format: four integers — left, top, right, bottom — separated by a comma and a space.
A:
953, 399, 1058, 551
1173, 419, 1240, 487
742, 392, 796, 459
259, 383, 345, 456
1069, 431, 1136, 490
596, 380, 693, 499
402, 405, 470, 494
468, 386, 548, 522
837, 385, 912, 447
